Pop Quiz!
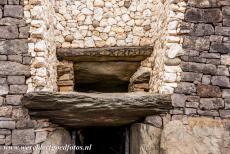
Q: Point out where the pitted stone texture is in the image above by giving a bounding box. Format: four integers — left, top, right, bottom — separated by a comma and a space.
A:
0, 26, 18, 39
131, 123, 162, 154
211, 76, 230, 88
40, 129, 71, 154
197, 84, 222, 98
185, 8, 222, 23
12, 129, 35, 145
175, 82, 196, 94
54, 0, 167, 48
172, 94, 186, 107
161, 118, 230, 154
4, 5, 23, 18
200, 98, 224, 110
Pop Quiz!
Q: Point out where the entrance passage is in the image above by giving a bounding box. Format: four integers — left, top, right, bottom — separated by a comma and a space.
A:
74, 62, 139, 93
75, 127, 129, 154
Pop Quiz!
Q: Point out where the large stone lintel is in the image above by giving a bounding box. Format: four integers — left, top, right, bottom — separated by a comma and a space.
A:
57, 46, 153, 62
22, 92, 171, 128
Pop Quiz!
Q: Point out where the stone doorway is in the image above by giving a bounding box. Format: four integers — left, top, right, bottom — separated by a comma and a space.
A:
74, 126, 130, 154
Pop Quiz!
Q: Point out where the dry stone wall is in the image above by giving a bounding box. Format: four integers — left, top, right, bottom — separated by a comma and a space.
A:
147, 0, 230, 131
25, 0, 58, 92
171, 0, 230, 119
54, 0, 162, 48
0, 1, 70, 153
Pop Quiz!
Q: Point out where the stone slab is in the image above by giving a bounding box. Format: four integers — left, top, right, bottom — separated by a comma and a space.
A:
22, 92, 171, 127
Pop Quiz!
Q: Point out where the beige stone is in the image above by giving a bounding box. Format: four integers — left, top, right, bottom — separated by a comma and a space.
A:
41, 129, 71, 154
130, 123, 162, 154
161, 117, 230, 154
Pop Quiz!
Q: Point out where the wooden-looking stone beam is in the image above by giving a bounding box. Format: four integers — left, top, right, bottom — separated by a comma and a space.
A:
22, 92, 172, 128
57, 46, 153, 62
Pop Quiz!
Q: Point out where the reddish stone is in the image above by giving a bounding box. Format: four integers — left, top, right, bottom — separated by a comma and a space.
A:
197, 84, 221, 97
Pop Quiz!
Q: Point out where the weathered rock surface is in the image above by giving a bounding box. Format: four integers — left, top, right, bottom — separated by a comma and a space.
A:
161, 117, 230, 154
0, 61, 30, 77
41, 129, 71, 154
197, 84, 222, 97
57, 46, 153, 62
22, 92, 171, 127
130, 123, 162, 154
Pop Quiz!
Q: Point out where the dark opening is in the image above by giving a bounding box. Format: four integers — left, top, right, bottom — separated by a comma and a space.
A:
74, 62, 140, 93
75, 127, 129, 154
75, 81, 129, 93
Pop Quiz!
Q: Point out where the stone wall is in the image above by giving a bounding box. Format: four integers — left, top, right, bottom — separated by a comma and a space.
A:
1, 0, 230, 153
132, 117, 230, 154
170, 0, 230, 119
25, 0, 58, 92
54, 0, 162, 48
0, 1, 71, 153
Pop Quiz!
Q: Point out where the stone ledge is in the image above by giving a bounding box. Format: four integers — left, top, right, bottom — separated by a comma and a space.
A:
57, 46, 153, 62
22, 92, 171, 128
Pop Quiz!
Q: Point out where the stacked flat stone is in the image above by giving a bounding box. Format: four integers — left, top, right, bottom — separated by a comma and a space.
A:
57, 60, 74, 92
54, 0, 157, 48
154, 0, 230, 123
25, 0, 58, 92
0, 1, 62, 153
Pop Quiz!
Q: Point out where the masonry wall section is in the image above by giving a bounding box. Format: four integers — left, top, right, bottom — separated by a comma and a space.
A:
0, 1, 70, 153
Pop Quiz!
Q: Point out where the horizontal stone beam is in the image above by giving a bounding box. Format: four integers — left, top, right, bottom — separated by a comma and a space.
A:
22, 92, 171, 128
57, 46, 153, 62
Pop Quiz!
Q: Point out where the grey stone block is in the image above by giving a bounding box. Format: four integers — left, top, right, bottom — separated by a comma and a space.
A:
185, 8, 222, 23
181, 72, 202, 82
6, 95, 22, 105
220, 110, 230, 118
172, 94, 187, 107
211, 76, 230, 87
0, 0, 7, 4
200, 98, 224, 110
0, 39, 28, 55
0, 26, 18, 39
7, 76, 25, 85
12, 129, 35, 145
4, 5, 23, 18
210, 43, 230, 53
8, 55, 22, 63
215, 26, 230, 37
185, 108, 197, 115
0, 121, 15, 129
223, 89, 230, 98
145, 115, 163, 128
19, 26, 29, 38
0, 84, 9, 96
190, 24, 214, 36
197, 110, 219, 117
175, 82, 196, 94
0, 61, 30, 77
8, 0, 20, 5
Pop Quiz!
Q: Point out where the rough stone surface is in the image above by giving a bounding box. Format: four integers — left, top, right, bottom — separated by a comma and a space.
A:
144, 115, 163, 128
185, 8, 222, 23
0, 61, 30, 77
12, 129, 35, 145
57, 46, 153, 62
23, 92, 171, 127
211, 76, 230, 88
131, 123, 162, 154
200, 98, 224, 110
40, 129, 71, 154
197, 84, 222, 98
161, 117, 230, 154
